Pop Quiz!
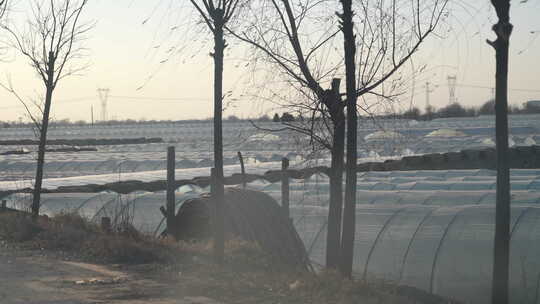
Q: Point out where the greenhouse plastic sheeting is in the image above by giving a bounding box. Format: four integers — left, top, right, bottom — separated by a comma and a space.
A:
3, 189, 206, 235
6, 175, 540, 213
293, 204, 540, 304
4, 168, 540, 193
1, 116, 539, 165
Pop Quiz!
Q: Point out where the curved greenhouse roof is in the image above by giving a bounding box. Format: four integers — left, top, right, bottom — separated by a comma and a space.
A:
425, 128, 467, 138
293, 204, 540, 304
364, 130, 405, 141
247, 133, 280, 142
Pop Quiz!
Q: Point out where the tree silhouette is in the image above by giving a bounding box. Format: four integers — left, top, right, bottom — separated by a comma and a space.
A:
479, 99, 496, 116
281, 112, 295, 122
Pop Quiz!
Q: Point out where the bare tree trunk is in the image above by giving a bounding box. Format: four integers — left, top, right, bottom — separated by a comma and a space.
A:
340, 0, 358, 278
212, 12, 225, 265
31, 51, 55, 218
327, 79, 344, 269
489, 1, 512, 303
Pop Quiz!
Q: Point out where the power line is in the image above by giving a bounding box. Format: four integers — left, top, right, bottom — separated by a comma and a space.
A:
0, 96, 213, 109
454, 83, 540, 93
0, 97, 95, 110
108, 95, 211, 101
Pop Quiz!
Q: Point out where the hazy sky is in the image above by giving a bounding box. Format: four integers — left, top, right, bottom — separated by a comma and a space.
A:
0, 0, 538, 122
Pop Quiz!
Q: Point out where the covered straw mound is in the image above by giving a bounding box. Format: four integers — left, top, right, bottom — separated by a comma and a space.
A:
168, 188, 311, 270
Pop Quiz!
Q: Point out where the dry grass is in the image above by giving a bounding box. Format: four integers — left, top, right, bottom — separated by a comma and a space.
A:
158, 261, 455, 304
0, 212, 177, 264
0, 211, 43, 242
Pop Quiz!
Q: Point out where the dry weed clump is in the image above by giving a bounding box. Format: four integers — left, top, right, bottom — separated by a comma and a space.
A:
0, 212, 43, 242
289, 271, 401, 304
0, 211, 291, 268
0, 211, 179, 264
34, 212, 100, 251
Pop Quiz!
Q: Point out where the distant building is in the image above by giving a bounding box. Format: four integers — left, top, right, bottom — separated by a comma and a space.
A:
525, 100, 540, 113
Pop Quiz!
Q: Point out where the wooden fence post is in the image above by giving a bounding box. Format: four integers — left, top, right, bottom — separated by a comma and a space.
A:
211, 168, 225, 264
211, 167, 216, 194
282, 157, 290, 219
101, 217, 111, 232
166, 146, 176, 235
237, 151, 246, 189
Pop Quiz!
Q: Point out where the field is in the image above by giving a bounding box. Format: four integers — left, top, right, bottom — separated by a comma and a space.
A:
2, 114, 540, 303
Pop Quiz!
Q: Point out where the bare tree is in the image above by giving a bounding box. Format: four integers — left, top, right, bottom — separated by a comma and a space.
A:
487, 1, 512, 303
231, 0, 347, 269
234, 0, 447, 275
188, 0, 245, 264
1, 0, 93, 218
338, 0, 448, 277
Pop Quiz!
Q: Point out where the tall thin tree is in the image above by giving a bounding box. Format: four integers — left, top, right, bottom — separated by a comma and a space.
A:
338, 0, 448, 277
188, 0, 244, 264
338, 0, 358, 277
487, 0, 512, 303
1, 0, 93, 218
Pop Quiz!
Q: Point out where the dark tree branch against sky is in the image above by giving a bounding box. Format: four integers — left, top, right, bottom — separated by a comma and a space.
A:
0, 0, 7, 19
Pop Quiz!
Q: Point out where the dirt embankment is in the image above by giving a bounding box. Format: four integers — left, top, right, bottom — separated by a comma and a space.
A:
360, 145, 540, 171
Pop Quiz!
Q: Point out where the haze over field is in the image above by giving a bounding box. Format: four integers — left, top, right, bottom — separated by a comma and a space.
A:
0, 0, 538, 122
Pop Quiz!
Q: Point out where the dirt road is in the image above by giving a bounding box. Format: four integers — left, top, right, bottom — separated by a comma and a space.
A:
0, 244, 222, 304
